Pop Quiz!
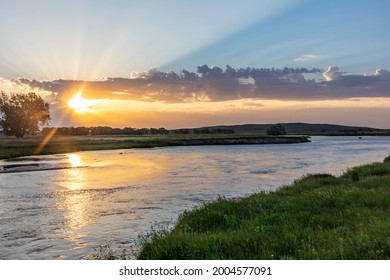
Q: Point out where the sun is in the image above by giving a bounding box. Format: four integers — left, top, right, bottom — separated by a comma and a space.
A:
68, 92, 94, 113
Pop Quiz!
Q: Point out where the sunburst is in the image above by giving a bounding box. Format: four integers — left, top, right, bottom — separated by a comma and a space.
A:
68, 92, 95, 113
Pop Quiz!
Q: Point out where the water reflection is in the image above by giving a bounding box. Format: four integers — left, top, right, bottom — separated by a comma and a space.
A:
60, 190, 90, 231
64, 154, 85, 191
68, 154, 83, 168
55, 154, 89, 232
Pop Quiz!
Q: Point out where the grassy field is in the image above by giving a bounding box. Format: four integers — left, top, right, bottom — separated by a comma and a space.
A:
0, 134, 171, 159
0, 134, 307, 159
138, 155, 390, 260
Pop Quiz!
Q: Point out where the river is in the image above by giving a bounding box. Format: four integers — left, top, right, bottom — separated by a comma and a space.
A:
1, 136, 390, 259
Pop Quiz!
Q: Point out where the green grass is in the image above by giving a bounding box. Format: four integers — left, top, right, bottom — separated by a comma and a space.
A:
138, 156, 390, 260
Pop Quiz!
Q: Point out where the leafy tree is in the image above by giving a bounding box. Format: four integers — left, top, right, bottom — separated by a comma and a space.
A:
0, 92, 50, 138
266, 124, 287, 136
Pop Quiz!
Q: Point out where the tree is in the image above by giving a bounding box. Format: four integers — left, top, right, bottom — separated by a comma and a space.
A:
0, 92, 50, 138
266, 124, 286, 136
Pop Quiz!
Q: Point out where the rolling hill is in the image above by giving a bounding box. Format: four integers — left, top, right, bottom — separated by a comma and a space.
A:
192, 123, 389, 135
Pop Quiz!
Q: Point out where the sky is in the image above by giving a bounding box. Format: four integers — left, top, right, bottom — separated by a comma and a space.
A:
0, 0, 389, 129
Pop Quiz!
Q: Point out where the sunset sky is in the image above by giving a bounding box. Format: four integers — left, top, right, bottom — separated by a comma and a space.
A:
0, 0, 389, 129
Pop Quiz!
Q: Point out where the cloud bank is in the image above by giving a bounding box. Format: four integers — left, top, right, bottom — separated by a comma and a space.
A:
10, 66, 390, 103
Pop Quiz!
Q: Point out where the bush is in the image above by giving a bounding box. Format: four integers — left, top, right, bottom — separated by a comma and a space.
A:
266, 124, 286, 136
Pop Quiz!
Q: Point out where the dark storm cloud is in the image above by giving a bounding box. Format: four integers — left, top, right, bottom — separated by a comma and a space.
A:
11, 66, 390, 103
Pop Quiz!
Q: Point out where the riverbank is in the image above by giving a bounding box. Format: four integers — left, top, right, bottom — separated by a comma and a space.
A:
138, 155, 390, 260
0, 134, 309, 159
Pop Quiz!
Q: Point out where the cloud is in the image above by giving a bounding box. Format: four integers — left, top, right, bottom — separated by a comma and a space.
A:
242, 101, 264, 107
294, 54, 319, 62
323, 66, 343, 81
130, 68, 158, 79
364, 68, 390, 80
9, 65, 390, 103
238, 77, 256, 85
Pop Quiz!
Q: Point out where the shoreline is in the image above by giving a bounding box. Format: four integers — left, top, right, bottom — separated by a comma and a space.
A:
137, 155, 390, 260
0, 134, 310, 160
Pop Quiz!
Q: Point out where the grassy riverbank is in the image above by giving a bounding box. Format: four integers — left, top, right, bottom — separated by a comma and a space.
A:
0, 134, 308, 159
138, 155, 390, 260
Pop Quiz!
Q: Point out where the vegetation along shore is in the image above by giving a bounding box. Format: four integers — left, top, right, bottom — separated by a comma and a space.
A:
137, 155, 390, 260
0, 134, 309, 160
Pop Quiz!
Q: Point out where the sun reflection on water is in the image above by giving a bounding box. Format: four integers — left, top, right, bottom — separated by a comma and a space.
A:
64, 154, 85, 191
58, 153, 90, 234
62, 191, 90, 230
68, 154, 83, 168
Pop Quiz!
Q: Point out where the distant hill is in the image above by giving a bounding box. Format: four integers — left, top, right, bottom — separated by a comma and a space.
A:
196, 123, 389, 135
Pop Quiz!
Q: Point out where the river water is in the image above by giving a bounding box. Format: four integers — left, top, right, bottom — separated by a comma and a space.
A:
1, 136, 390, 259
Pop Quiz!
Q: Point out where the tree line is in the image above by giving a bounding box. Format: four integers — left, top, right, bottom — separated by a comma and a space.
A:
41, 126, 170, 136
41, 126, 236, 136
172, 128, 235, 135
